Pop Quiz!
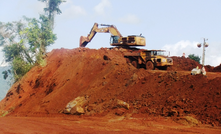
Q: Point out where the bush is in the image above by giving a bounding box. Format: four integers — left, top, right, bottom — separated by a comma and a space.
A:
188, 54, 201, 64
12, 57, 34, 81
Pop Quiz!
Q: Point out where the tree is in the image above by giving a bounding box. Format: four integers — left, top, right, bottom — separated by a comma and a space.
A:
0, 0, 64, 82
38, 0, 66, 29
22, 15, 57, 56
188, 54, 201, 63
0, 21, 32, 81
0, 21, 25, 47
0, 20, 33, 63
0, 15, 57, 82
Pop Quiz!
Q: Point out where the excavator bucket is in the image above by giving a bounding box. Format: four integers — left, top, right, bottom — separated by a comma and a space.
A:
79, 36, 89, 47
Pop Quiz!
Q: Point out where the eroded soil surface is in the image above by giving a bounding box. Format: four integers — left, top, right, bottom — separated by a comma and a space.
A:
0, 48, 221, 133
0, 116, 221, 134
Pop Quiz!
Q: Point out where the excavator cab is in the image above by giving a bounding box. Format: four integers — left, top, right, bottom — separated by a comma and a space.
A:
110, 36, 120, 44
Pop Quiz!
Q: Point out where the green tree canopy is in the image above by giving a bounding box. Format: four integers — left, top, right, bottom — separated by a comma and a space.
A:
0, 15, 57, 82
0, 0, 64, 82
38, 0, 66, 29
188, 54, 201, 64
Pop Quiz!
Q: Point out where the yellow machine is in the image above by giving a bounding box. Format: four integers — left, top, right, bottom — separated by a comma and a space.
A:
79, 23, 173, 70
123, 49, 173, 70
79, 23, 145, 47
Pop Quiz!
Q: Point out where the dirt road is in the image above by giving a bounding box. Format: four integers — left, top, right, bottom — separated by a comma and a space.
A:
0, 116, 220, 134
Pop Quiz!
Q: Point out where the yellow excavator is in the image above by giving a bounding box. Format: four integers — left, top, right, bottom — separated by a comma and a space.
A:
79, 23, 173, 70
79, 23, 146, 47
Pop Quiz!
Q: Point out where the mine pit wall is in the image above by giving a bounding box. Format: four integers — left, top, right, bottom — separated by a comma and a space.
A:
0, 48, 220, 127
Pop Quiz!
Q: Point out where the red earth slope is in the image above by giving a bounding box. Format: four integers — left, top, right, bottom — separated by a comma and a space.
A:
0, 48, 221, 127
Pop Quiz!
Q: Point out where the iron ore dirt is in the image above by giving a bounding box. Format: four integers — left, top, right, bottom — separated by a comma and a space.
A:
0, 48, 221, 133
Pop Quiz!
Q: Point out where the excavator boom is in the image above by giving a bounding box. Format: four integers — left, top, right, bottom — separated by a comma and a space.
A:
79, 23, 122, 47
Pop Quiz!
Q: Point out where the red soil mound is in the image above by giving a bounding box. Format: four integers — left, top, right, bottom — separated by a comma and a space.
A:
168, 56, 201, 71
212, 64, 221, 72
168, 56, 219, 72
0, 48, 221, 127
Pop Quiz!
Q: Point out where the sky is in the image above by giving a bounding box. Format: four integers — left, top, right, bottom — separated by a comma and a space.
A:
0, 0, 221, 66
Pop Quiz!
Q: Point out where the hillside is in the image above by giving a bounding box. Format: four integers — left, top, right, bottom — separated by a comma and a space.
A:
0, 66, 11, 100
0, 47, 221, 129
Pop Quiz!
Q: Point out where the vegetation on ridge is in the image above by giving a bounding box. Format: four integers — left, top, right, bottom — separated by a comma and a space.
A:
188, 54, 201, 64
0, 0, 65, 82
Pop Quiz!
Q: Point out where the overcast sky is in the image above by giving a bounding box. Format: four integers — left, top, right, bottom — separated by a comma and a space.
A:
0, 0, 221, 66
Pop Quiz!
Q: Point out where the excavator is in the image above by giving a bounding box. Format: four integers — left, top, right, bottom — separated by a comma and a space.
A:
79, 23, 173, 70
79, 23, 146, 47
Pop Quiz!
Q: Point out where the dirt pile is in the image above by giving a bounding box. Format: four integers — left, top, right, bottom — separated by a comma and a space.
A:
170, 56, 221, 72
168, 56, 217, 72
0, 48, 221, 127
168, 56, 201, 71
212, 64, 221, 72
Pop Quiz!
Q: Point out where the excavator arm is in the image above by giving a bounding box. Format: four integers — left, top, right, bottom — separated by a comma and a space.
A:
79, 23, 122, 47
